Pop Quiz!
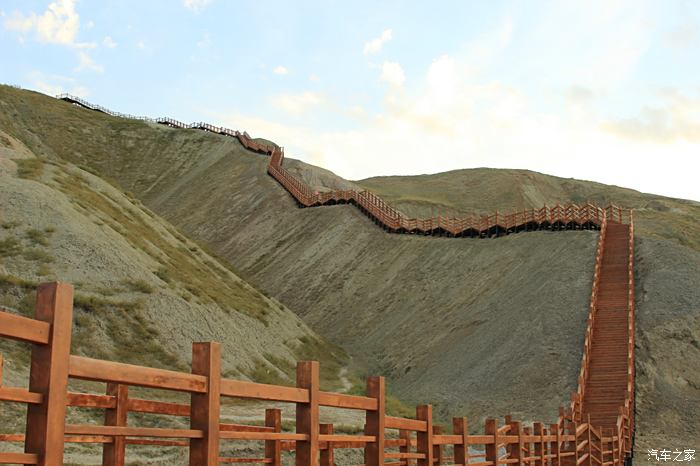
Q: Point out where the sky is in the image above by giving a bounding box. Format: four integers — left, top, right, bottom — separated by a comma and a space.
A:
1, 0, 699, 201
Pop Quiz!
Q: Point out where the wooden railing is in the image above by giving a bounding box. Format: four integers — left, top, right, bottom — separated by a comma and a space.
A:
1, 282, 634, 465
56, 93, 631, 238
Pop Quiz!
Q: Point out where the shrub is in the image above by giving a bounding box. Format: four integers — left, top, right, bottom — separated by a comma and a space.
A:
0, 237, 21, 256
25, 229, 50, 246
16, 158, 44, 180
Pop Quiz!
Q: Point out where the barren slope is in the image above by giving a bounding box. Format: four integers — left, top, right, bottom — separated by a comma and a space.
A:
1, 87, 697, 452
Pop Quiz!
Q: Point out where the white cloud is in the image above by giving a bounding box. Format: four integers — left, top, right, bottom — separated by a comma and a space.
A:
26, 71, 89, 98
271, 92, 324, 116
74, 50, 104, 73
3, 0, 94, 48
363, 29, 392, 55
379, 61, 405, 87
103, 35, 117, 48
85, 20, 94, 29
137, 40, 146, 49
183, 0, 212, 11
273, 65, 289, 75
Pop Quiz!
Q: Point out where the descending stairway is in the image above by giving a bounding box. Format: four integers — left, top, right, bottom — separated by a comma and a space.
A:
581, 223, 634, 430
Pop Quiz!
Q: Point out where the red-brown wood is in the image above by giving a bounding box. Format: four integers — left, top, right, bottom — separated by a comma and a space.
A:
265, 409, 282, 466
319, 424, 334, 466
102, 383, 128, 466
296, 361, 320, 466
189, 342, 221, 465
415, 405, 433, 466
364, 376, 385, 466
24, 282, 73, 466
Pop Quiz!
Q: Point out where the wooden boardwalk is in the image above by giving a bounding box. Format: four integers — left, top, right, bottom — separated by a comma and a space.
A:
0, 93, 638, 464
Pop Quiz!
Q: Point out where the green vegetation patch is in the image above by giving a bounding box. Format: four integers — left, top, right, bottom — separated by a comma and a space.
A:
0, 237, 22, 257
15, 158, 44, 180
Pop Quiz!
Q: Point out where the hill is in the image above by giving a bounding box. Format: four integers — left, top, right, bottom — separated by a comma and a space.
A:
0, 86, 697, 455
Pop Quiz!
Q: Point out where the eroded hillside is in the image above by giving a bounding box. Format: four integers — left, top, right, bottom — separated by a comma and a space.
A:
1, 86, 697, 454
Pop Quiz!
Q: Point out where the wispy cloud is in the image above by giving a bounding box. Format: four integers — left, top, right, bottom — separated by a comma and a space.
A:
270, 91, 324, 116
183, 0, 212, 12
75, 50, 104, 73
102, 35, 117, 48
273, 65, 289, 75
379, 61, 405, 87
27, 70, 89, 97
363, 29, 392, 55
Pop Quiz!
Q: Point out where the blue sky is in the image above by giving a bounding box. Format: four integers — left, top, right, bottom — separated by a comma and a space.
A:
2, 0, 700, 201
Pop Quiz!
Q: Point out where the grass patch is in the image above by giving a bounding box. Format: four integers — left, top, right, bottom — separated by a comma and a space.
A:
37, 264, 53, 277
72, 293, 187, 371
123, 278, 155, 294
16, 158, 44, 180
22, 248, 54, 263
293, 335, 349, 391
241, 357, 291, 386
25, 228, 51, 246
0, 237, 22, 257
1, 220, 20, 229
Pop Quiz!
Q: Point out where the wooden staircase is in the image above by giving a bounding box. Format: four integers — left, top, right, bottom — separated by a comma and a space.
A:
581, 223, 633, 429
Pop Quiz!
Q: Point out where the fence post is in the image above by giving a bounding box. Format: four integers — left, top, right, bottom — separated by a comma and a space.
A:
296, 361, 320, 466
453, 417, 468, 466
485, 419, 497, 466
400, 429, 412, 466
416, 405, 433, 466
189, 342, 221, 466
534, 422, 544, 466
550, 423, 560, 466
102, 383, 129, 466
320, 424, 334, 466
432, 425, 443, 465
364, 376, 385, 466
507, 419, 522, 465
265, 408, 282, 466
24, 282, 73, 466
523, 426, 532, 464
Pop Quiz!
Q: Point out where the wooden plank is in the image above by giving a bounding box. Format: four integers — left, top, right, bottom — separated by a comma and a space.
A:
0, 386, 42, 404
318, 391, 377, 410
364, 376, 385, 466
385, 416, 428, 432
127, 398, 189, 416
24, 282, 73, 466
433, 434, 462, 445
102, 383, 128, 466
64, 425, 203, 438
67, 392, 115, 409
0, 310, 50, 344
189, 342, 221, 465
221, 379, 309, 403
265, 409, 282, 466
295, 361, 319, 466
221, 423, 275, 433
0, 452, 39, 464
69, 355, 207, 393
219, 432, 309, 441
415, 405, 433, 466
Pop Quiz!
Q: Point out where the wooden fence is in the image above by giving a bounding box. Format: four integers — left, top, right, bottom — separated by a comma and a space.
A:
56, 93, 632, 239
1, 282, 633, 465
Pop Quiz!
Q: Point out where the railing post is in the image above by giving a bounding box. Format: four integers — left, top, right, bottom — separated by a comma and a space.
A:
534, 422, 544, 466
523, 426, 532, 464
24, 282, 73, 466
432, 425, 443, 465
550, 423, 561, 466
189, 342, 221, 465
102, 383, 129, 466
453, 417, 468, 466
400, 429, 412, 466
484, 419, 497, 466
296, 361, 320, 466
507, 419, 522, 466
587, 415, 593, 466
364, 376, 385, 466
265, 408, 282, 466
416, 405, 433, 466
320, 424, 334, 466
